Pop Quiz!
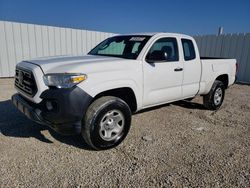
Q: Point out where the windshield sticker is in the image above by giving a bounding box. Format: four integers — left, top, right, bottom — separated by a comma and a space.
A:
129, 37, 146, 41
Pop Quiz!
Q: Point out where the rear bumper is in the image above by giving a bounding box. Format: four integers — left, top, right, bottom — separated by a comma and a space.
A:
12, 87, 92, 135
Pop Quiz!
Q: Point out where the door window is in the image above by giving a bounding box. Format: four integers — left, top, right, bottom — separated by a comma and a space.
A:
147, 37, 179, 62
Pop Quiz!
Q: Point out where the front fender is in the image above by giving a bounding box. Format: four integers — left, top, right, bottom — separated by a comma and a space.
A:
79, 79, 143, 110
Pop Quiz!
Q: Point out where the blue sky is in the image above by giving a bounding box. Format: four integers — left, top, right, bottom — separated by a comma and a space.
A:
0, 0, 249, 35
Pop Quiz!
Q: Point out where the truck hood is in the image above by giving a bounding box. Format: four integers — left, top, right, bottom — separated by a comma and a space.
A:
26, 55, 132, 74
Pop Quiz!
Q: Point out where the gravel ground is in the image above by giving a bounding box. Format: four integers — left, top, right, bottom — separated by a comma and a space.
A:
0, 78, 249, 187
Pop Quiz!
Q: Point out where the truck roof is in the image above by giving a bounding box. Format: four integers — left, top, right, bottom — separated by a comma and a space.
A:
115, 32, 192, 38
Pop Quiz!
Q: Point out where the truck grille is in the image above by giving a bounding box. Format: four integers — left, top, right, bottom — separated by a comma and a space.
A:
15, 67, 38, 97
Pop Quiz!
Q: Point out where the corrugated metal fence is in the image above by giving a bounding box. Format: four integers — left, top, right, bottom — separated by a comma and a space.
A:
0, 21, 115, 77
194, 33, 250, 83
1, 21, 250, 83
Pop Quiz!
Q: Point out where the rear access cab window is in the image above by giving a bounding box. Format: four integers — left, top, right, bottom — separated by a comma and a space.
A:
181, 39, 196, 61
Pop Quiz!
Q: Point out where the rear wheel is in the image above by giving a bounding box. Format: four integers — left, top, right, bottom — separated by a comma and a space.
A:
82, 96, 131, 150
203, 80, 225, 110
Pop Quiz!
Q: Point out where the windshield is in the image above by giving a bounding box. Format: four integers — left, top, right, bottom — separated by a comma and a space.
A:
88, 35, 151, 59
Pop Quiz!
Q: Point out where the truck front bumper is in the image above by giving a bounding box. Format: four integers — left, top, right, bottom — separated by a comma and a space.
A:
11, 87, 92, 135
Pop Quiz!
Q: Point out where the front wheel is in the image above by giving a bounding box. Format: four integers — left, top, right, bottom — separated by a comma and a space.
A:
82, 96, 131, 150
203, 80, 225, 110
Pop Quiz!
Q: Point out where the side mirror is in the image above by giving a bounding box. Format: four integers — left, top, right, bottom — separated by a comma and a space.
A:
146, 51, 168, 63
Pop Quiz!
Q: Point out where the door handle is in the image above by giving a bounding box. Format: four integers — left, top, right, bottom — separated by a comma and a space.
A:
174, 68, 183, 72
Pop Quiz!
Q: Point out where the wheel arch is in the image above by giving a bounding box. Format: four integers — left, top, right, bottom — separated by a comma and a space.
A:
91, 87, 138, 112
215, 74, 229, 88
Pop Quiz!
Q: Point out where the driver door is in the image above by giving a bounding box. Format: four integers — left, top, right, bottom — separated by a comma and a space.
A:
142, 37, 183, 107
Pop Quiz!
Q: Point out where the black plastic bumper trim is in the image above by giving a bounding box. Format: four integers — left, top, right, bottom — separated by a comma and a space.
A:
11, 86, 93, 135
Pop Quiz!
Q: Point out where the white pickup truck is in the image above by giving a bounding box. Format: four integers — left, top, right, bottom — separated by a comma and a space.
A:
12, 33, 237, 150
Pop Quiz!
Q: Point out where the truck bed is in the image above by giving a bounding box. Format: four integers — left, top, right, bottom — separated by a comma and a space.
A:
198, 58, 236, 95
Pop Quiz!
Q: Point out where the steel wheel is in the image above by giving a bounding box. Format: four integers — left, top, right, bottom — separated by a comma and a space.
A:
99, 110, 125, 141
214, 87, 223, 105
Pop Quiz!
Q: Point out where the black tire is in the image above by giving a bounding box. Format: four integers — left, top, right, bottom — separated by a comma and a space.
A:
203, 80, 225, 110
82, 96, 131, 150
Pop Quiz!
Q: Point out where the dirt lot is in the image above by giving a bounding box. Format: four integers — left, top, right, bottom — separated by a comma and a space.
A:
0, 78, 249, 187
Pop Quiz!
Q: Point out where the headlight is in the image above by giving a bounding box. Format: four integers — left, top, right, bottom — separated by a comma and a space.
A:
43, 73, 87, 88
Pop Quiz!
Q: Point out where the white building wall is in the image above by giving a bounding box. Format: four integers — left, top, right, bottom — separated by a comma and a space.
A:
0, 21, 115, 77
